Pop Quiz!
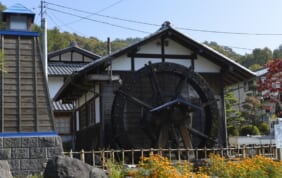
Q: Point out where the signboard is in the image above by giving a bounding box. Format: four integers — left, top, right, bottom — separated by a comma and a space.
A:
275, 124, 282, 148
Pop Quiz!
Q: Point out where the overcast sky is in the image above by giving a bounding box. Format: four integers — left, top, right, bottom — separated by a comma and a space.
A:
1, 0, 282, 54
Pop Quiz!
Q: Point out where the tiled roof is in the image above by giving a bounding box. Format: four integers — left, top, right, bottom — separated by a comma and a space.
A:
52, 100, 73, 112
48, 63, 86, 76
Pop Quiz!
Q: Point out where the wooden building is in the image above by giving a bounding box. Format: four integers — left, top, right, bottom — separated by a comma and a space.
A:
48, 42, 100, 145
0, 4, 54, 132
54, 21, 256, 150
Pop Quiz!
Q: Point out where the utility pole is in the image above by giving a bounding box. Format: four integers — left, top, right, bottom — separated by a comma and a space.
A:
41, 0, 48, 81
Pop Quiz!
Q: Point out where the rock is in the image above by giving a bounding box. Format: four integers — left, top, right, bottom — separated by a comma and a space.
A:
0, 160, 12, 178
43, 156, 108, 178
90, 167, 108, 178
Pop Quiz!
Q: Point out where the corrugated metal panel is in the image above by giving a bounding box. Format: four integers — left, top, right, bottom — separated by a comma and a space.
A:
48, 63, 86, 76
52, 100, 73, 112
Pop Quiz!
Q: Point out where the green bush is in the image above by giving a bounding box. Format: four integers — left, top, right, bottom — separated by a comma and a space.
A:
240, 125, 260, 136
258, 122, 270, 135
227, 126, 239, 136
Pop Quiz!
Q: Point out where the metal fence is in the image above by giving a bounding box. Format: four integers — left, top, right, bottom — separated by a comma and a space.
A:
64, 145, 277, 169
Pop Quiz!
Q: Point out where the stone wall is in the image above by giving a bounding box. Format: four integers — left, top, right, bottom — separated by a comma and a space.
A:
0, 136, 63, 177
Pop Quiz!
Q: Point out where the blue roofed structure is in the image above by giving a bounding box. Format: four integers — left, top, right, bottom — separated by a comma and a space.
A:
3, 3, 35, 21
2, 3, 35, 31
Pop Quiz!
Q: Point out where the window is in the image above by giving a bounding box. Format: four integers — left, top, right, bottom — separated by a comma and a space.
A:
79, 106, 87, 129
55, 117, 71, 134
10, 15, 27, 30
88, 100, 96, 125
78, 98, 96, 129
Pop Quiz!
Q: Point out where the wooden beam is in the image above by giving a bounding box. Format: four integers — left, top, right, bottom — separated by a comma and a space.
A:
17, 36, 21, 132
127, 53, 197, 59
33, 37, 38, 132
131, 55, 134, 71
0, 36, 4, 132
161, 37, 165, 62
86, 74, 120, 81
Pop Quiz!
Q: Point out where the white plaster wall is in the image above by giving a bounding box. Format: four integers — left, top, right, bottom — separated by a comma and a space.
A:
48, 77, 64, 98
165, 39, 192, 55
194, 55, 221, 73
49, 55, 60, 61
137, 39, 161, 54
95, 84, 100, 123
72, 52, 83, 62
111, 54, 131, 71
61, 52, 71, 62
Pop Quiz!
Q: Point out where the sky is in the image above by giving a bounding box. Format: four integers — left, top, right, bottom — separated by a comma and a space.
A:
1, 0, 282, 55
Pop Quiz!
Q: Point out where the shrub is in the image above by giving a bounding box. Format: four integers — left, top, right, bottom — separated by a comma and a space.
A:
227, 126, 239, 136
240, 124, 260, 136
258, 122, 270, 135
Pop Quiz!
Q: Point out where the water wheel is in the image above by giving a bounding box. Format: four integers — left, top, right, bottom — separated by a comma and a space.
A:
111, 62, 219, 149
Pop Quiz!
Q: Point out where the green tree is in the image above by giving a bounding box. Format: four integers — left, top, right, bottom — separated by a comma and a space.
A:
241, 96, 266, 135
225, 92, 244, 134
0, 3, 6, 30
240, 48, 272, 69
273, 44, 282, 59
204, 41, 241, 61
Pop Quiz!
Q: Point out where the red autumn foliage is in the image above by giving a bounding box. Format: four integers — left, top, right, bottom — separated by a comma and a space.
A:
258, 59, 282, 117
257, 59, 282, 96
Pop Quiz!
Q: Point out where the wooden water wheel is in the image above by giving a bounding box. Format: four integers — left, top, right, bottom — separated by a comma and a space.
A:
111, 62, 219, 149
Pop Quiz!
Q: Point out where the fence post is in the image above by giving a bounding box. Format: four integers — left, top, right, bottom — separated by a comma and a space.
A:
69, 149, 73, 158
122, 149, 125, 165
204, 146, 207, 159
92, 150, 95, 166
102, 149, 105, 169
131, 149, 134, 164
168, 148, 172, 162
80, 149, 85, 163
242, 146, 246, 159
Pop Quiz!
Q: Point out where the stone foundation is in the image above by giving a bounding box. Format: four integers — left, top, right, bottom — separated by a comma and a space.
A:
0, 133, 63, 177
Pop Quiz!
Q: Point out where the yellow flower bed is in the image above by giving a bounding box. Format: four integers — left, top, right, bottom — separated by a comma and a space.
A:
109, 153, 282, 178
202, 154, 282, 178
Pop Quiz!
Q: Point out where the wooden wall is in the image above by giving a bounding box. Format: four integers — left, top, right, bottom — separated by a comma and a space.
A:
0, 35, 54, 132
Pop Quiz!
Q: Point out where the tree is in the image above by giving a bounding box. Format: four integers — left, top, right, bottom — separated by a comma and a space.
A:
225, 92, 244, 135
273, 44, 282, 59
241, 96, 265, 126
0, 3, 6, 30
258, 59, 282, 117
240, 48, 272, 69
204, 41, 241, 61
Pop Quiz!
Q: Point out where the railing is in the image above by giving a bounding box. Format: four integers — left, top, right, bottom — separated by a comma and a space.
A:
64, 145, 277, 169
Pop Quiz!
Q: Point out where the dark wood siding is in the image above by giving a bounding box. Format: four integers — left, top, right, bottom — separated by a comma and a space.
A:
0, 35, 54, 132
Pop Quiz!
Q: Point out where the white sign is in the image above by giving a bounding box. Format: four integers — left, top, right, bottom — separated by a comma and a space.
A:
275, 124, 282, 148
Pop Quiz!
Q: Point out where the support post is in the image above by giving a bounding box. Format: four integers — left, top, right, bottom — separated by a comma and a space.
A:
41, 0, 48, 81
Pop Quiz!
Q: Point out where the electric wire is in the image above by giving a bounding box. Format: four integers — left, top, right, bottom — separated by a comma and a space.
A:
46, 7, 150, 34
46, 0, 127, 28
44, 2, 257, 51
45, 1, 282, 37
46, 1, 160, 27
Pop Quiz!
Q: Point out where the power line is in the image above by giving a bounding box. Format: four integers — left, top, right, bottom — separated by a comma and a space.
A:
96, 0, 125, 13
45, 1, 129, 27
45, 1, 282, 37
44, 2, 255, 51
221, 45, 254, 51
46, 10, 87, 36
46, 7, 150, 34
176, 27, 282, 36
